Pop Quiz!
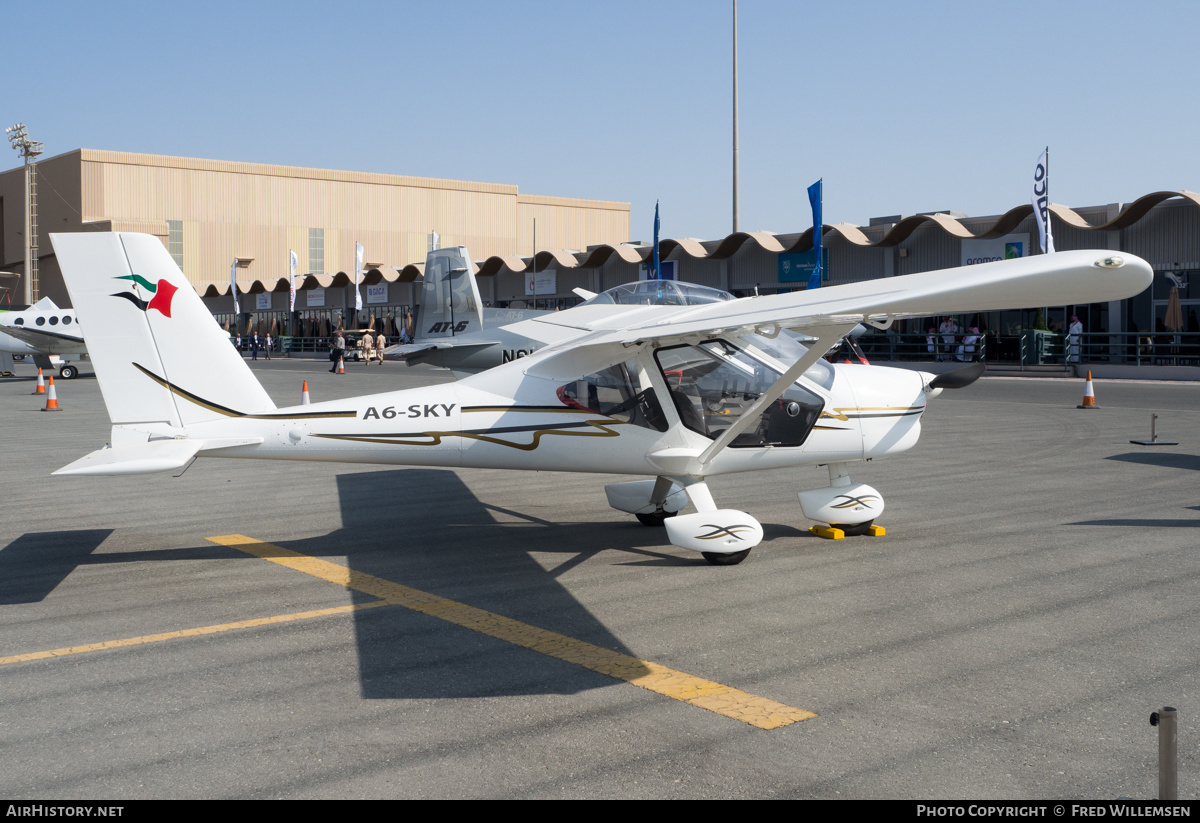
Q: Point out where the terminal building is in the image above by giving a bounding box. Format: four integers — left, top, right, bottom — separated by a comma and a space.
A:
2, 149, 1197, 368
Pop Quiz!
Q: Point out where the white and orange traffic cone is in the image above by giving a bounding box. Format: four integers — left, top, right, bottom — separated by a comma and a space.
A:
42, 376, 59, 412
337, 356, 345, 374
1077, 370, 1099, 409
32, 368, 45, 394
301, 380, 311, 405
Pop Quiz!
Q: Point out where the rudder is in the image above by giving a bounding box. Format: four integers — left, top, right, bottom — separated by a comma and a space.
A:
51, 232, 275, 427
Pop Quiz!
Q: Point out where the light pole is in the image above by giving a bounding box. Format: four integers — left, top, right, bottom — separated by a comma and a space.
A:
6, 123, 44, 305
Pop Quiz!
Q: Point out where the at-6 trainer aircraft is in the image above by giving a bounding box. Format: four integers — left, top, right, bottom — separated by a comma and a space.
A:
50, 233, 1151, 565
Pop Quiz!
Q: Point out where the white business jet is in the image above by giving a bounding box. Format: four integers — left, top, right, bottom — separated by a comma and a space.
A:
49, 233, 1150, 565
0, 297, 87, 378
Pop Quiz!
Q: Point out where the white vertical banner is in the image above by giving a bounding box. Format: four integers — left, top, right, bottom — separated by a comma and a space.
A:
288, 249, 298, 312
1032, 149, 1054, 253
354, 241, 364, 312
230, 259, 240, 315
431, 231, 440, 251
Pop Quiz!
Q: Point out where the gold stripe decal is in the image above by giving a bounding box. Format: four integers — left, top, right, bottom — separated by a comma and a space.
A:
313, 419, 627, 451
821, 405, 924, 422
132, 362, 356, 419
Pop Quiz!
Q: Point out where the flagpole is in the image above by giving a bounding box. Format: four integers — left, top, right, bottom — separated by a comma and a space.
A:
732, 0, 739, 234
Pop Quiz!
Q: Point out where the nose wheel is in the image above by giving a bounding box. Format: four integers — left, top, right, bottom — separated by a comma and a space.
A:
636, 509, 677, 527
702, 549, 751, 566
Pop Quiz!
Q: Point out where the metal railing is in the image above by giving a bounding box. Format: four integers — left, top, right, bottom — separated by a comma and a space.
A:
854, 332, 1200, 367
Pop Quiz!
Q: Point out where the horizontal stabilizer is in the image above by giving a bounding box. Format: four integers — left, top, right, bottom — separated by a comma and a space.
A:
53, 436, 263, 476
387, 340, 495, 360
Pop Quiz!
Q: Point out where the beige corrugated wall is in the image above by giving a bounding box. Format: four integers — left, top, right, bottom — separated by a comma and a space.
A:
75, 149, 630, 292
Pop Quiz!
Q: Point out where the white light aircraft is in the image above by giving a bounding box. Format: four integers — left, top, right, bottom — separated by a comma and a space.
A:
0, 297, 87, 378
50, 232, 1151, 565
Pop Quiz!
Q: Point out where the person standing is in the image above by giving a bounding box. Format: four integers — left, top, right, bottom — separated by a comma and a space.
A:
939, 316, 958, 362
329, 331, 345, 373
375, 330, 386, 365
958, 326, 980, 361
1067, 314, 1083, 363
361, 329, 374, 366
250, 331, 260, 361
264, 332, 272, 361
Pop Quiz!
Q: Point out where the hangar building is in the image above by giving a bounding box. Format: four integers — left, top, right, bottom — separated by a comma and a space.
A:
0, 148, 631, 329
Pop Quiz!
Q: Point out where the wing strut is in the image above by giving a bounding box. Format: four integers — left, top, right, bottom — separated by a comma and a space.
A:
697, 323, 856, 470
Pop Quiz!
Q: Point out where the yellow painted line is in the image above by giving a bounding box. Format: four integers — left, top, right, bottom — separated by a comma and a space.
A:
208, 534, 816, 729
0, 601, 391, 666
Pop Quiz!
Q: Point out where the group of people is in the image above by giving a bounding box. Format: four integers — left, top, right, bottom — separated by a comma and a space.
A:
924, 314, 1084, 363
328, 329, 387, 372
233, 332, 272, 360
927, 317, 982, 362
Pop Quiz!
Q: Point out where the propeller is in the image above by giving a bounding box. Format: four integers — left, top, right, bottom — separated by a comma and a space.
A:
928, 362, 986, 390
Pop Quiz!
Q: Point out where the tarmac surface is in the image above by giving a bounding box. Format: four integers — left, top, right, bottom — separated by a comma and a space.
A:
1, 357, 1198, 799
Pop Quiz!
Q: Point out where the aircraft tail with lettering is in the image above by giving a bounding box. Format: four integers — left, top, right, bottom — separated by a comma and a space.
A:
415, 246, 484, 340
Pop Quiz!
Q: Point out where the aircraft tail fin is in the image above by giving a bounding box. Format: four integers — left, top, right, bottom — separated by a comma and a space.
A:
415, 246, 483, 341
50, 232, 276, 428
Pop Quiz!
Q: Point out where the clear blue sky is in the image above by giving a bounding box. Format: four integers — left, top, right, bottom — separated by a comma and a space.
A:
5, 0, 1197, 246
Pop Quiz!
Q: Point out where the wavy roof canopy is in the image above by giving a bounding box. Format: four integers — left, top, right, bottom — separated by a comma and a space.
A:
201, 190, 1199, 296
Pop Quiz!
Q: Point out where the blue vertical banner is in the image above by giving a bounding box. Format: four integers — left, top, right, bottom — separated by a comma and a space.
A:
807, 180, 823, 290
653, 201, 661, 280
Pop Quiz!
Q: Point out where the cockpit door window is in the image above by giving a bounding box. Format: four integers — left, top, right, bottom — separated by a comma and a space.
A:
653, 340, 824, 447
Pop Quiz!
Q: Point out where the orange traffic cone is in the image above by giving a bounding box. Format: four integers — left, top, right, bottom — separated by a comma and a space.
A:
337, 356, 345, 374
32, 368, 45, 394
42, 376, 60, 411
1077, 370, 1099, 409
301, 380, 311, 405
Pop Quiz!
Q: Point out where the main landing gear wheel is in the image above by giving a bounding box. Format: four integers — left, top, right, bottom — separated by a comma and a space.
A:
636, 510, 678, 527
59, 364, 78, 380
830, 519, 873, 537
702, 549, 751, 566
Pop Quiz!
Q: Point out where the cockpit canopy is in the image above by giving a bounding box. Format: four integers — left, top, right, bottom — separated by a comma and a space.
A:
581, 280, 735, 307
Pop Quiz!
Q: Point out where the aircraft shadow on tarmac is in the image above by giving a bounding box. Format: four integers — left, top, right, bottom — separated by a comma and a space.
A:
1105, 451, 1200, 472
255, 468, 704, 700
0, 469, 805, 700
0, 529, 113, 605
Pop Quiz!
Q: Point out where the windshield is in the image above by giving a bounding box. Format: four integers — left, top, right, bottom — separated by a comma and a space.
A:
582, 280, 735, 307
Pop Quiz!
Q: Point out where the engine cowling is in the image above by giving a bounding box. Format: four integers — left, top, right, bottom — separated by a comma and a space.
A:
797, 482, 884, 526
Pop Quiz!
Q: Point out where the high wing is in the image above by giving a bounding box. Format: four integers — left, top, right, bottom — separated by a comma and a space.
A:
504, 250, 1151, 350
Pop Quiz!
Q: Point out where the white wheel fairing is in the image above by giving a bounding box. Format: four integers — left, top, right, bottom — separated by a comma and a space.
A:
665, 510, 763, 554
604, 479, 687, 515
797, 483, 884, 526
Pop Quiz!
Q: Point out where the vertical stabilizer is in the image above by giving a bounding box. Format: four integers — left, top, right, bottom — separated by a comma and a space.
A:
50, 232, 276, 427
416, 246, 483, 339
